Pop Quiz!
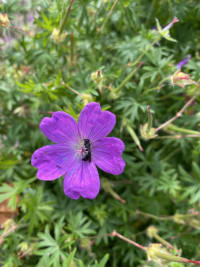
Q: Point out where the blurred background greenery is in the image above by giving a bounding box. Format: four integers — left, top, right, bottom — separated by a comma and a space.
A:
1, 0, 200, 266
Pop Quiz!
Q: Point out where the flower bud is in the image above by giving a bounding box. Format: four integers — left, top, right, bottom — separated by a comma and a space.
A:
147, 225, 158, 238
81, 93, 94, 105
173, 212, 200, 230
170, 71, 196, 88
51, 28, 67, 43
102, 178, 114, 193
140, 123, 157, 140
0, 13, 10, 27
108, 87, 121, 100
146, 243, 184, 264
18, 242, 28, 251
91, 69, 103, 84
102, 178, 126, 203
173, 214, 185, 225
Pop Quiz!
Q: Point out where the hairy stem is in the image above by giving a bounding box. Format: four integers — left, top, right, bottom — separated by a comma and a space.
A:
59, 0, 75, 34
155, 94, 198, 133
111, 230, 146, 251
100, 0, 119, 32
115, 40, 159, 92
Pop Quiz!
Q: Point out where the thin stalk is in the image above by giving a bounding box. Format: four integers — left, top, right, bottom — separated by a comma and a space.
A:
111, 230, 146, 251
70, 32, 74, 65
59, 0, 75, 34
136, 210, 173, 221
111, 230, 200, 266
165, 124, 200, 135
0, 224, 27, 246
157, 134, 200, 139
115, 39, 160, 92
147, 106, 153, 131
145, 0, 156, 25
126, 124, 144, 151
100, 0, 119, 32
108, 188, 126, 204
155, 94, 199, 133
144, 76, 170, 94
62, 82, 81, 96
154, 233, 179, 252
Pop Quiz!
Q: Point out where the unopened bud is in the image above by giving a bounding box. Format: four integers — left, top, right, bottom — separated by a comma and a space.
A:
51, 28, 67, 43
102, 178, 114, 193
0, 13, 10, 27
109, 87, 121, 100
146, 243, 184, 264
18, 242, 28, 251
173, 214, 185, 225
147, 226, 158, 238
140, 123, 157, 140
81, 93, 94, 105
101, 178, 125, 204
91, 70, 103, 84
170, 71, 196, 88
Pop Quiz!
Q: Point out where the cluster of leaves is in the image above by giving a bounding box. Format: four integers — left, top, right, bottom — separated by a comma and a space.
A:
1, 0, 200, 266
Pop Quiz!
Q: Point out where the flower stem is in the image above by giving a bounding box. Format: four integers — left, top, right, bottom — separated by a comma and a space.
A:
165, 124, 200, 135
62, 82, 81, 96
155, 94, 199, 133
157, 134, 200, 139
126, 123, 144, 151
111, 230, 200, 266
111, 230, 146, 251
136, 210, 173, 221
99, 0, 119, 32
109, 188, 126, 204
147, 106, 153, 132
115, 39, 160, 92
144, 76, 170, 93
59, 0, 75, 34
70, 32, 74, 65
154, 232, 179, 252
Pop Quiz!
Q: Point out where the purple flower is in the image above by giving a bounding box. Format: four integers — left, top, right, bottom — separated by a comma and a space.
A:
176, 55, 191, 69
27, 14, 34, 24
163, 17, 179, 31
31, 102, 125, 200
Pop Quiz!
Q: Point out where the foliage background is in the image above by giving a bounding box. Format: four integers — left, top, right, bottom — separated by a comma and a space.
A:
1, 0, 200, 266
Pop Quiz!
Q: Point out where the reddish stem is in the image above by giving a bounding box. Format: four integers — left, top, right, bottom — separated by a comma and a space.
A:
111, 230, 146, 251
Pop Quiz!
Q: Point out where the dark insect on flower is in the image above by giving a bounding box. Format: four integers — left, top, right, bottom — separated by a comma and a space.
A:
82, 139, 91, 162
31, 102, 125, 200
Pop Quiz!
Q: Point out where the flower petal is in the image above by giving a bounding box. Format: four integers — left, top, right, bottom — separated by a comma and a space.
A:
40, 111, 79, 144
63, 161, 100, 199
92, 137, 125, 175
78, 102, 116, 142
31, 144, 75, 180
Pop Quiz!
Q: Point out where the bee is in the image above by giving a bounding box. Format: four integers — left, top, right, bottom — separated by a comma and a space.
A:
82, 139, 91, 162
